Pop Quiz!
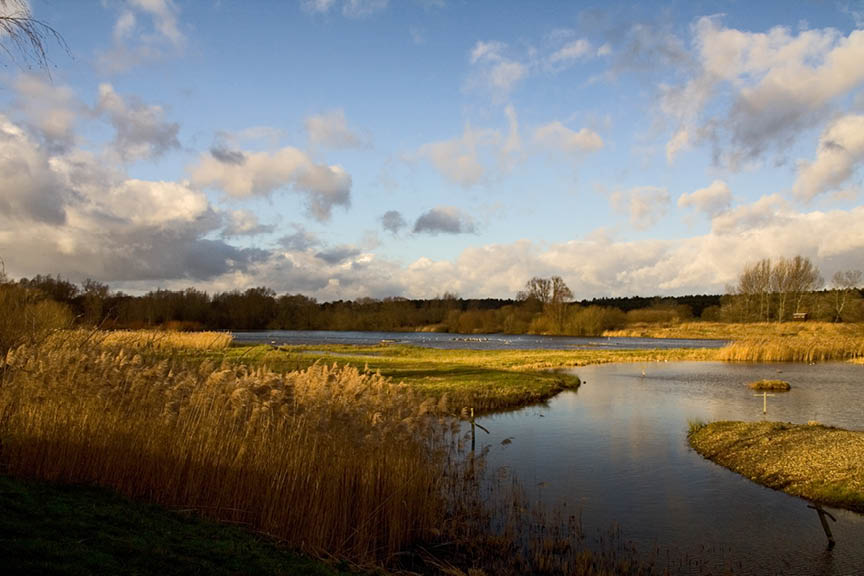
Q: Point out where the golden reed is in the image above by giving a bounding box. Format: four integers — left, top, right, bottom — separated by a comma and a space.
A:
0, 332, 451, 564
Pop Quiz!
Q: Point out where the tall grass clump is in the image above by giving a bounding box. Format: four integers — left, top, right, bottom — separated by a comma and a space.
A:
0, 333, 449, 564
98, 329, 233, 351
718, 334, 864, 362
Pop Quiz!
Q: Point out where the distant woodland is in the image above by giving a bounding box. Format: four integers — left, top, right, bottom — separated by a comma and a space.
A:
2, 256, 861, 339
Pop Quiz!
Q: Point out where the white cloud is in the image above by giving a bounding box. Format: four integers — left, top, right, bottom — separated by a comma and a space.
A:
610, 186, 670, 229
548, 38, 592, 64
792, 115, 864, 201
466, 40, 527, 98
415, 124, 491, 188
302, 0, 388, 18
0, 114, 262, 284
189, 146, 351, 221
305, 109, 369, 149
13, 75, 80, 145
97, 83, 179, 161
710, 193, 787, 235
222, 210, 276, 237
533, 121, 604, 156
677, 179, 732, 216
662, 18, 864, 165
99, 0, 185, 73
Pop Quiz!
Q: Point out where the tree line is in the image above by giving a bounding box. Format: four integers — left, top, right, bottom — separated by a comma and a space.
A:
1, 256, 861, 344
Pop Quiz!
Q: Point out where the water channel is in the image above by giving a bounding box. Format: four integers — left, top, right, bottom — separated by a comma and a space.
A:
476, 362, 864, 575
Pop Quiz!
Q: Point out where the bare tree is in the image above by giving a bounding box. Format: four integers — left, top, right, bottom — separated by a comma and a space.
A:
517, 277, 552, 305
1, 0, 68, 73
830, 269, 863, 322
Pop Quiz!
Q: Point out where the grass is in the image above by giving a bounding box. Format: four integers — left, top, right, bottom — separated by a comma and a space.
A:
688, 421, 864, 512
605, 321, 864, 363
604, 321, 864, 340
213, 343, 721, 413
747, 379, 791, 391
0, 475, 352, 576
98, 329, 233, 350
0, 332, 450, 565
0, 331, 667, 575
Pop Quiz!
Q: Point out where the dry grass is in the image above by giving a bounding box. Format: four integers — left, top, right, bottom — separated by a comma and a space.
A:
0, 332, 448, 564
689, 421, 864, 512
98, 329, 233, 350
717, 334, 864, 362
747, 379, 791, 391
604, 321, 864, 340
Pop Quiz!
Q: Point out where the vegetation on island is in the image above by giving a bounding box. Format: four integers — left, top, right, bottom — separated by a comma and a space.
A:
747, 379, 791, 391
688, 421, 864, 513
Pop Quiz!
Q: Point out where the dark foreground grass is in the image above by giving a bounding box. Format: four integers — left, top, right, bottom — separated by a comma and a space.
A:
0, 475, 353, 576
688, 421, 864, 512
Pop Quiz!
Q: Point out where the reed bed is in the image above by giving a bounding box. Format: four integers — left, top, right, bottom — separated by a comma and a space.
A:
97, 329, 233, 350
0, 333, 449, 564
717, 334, 864, 362
604, 321, 864, 341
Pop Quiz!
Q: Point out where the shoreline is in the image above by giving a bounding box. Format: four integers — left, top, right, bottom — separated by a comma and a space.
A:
688, 421, 864, 513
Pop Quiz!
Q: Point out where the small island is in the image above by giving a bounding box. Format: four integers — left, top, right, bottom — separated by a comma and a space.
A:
689, 421, 864, 512
748, 379, 791, 391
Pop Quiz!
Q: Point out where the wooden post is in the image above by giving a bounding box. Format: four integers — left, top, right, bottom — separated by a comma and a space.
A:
753, 391, 775, 414
807, 503, 837, 550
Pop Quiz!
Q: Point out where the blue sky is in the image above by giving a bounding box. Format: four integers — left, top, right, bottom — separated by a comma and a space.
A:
1, 0, 863, 299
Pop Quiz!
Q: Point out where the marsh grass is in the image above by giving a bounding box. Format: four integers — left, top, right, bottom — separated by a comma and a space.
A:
0, 333, 449, 564
220, 344, 718, 413
99, 329, 233, 350
747, 379, 791, 391
689, 421, 864, 512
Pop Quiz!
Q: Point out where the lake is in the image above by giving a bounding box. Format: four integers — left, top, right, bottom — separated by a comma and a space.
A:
476, 361, 864, 575
232, 330, 728, 350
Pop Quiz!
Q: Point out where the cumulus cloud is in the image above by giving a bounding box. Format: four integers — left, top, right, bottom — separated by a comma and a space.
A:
189, 146, 351, 221
677, 179, 732, 216
413, 206, 476, 235
302, 0, 388, 18
533, 121, 604, 157
610, 186, 670, 229
278, 225, 320, 251
380, 210, 407, 234
305, 109, 369, 149
413, 107, 522, 187
222, 210, 276, 237
0, 114, 262, 284
0, 114, 68, 224
97, 83, 180, 161
415, 124, 488, 187
710, 194, 787, 235
792, 115, 864, 201
98, 0, 185, 73
13, 75, 80, 146
662, 17, 864, 165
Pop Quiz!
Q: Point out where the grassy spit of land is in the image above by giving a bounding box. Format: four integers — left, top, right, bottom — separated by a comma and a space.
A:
214, 343, 721, 413
688, 421, 864, 512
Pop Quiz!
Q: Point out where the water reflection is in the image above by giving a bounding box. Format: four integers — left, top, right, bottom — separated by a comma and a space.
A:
477, 362, 864, 575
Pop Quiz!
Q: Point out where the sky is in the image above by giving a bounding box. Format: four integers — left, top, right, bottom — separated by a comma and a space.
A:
1, 0, 863, 300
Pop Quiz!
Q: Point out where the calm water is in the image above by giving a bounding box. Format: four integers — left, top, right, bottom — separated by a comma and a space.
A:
232, 330, 727, 350
477, 362, 864, 575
